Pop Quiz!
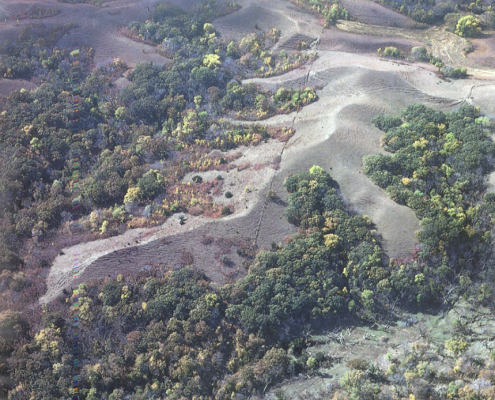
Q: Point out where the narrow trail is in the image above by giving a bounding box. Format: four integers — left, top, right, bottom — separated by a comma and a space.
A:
253, 26, 325, 247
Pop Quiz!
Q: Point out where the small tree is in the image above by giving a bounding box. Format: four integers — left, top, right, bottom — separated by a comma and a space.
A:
124, 187, 141, 212
192, 175, 203, 184
445, 338, 469, 358
203, 54, 221, 69
137, 170, 163, 201
410, 46, 429, 62
455, 15, 482, 37
221, 206, 232, 215
378, 47, 401, 58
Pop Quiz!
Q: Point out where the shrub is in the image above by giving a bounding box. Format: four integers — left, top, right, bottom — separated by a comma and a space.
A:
455, 15, 482, 37
192, 175, 203, 184
347, 358, 370, 371
266, 189, 278, 200
378, 47, 401, 58
371, 115, 403, 132
219, 254, 232, 266
410, 46, 429, 62
100, 280, 122, 306
137, 170, 164, 201
441, 65, 467, 79
221, 206, 232, 215
445, 339, 469, 357
225, 191, 233, 198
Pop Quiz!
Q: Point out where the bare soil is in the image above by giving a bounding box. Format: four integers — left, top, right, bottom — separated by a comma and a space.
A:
336, 20, 495, 78
214, 0, 323, 46
40, 139, 284, 303
468, 32, 495, 69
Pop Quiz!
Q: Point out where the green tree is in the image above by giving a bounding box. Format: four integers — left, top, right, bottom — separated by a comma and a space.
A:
203, 54, 221, 69
137, 170, 164, 201
455, 15, 482, 37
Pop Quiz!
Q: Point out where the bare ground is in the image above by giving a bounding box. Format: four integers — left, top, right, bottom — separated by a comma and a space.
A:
468, 32, 495, 69
213, 0, 323, 46
39, 139, 284, 303
318, 26, 424, 54
0, 78, 36, 99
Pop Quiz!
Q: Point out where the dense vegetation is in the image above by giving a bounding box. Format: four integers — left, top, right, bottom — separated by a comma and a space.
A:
364, 104, 495, 307
0, 4, 320, 396
0, 24, 76, 80
6, 167, 390, 399
375, 0, 492, 24
126, 3, 314, 78
455, 14, 482, 36
0, 2, 317, 277
377, 0, 455, 24
5, 151, 495, 399
331, 302, 495, 400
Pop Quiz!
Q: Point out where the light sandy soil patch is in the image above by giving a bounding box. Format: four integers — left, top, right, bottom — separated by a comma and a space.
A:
246, 50, 474, 258
40, 139, 284, 303
114, 76, 131, 91
182, 139, 285, 210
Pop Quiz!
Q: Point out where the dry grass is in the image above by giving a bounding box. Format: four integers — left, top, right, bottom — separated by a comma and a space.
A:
319, 26, 423, 54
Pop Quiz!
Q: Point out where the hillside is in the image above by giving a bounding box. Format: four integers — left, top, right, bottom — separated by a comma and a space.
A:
1, 0, 495, 399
